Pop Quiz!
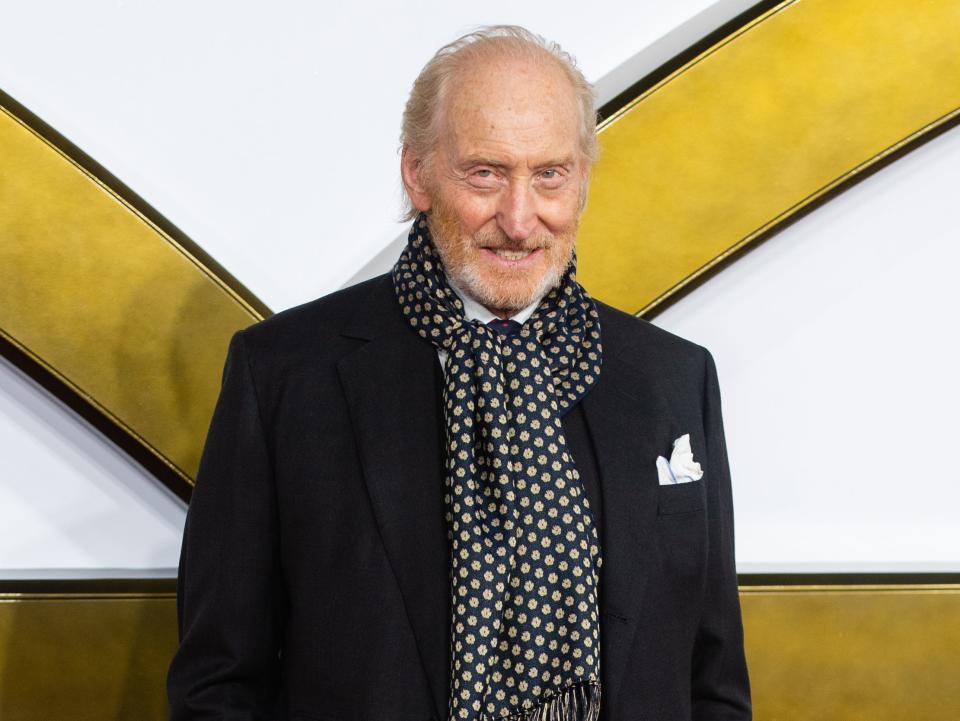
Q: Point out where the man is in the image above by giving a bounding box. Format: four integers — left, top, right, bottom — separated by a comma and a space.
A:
168, 25, 751, 721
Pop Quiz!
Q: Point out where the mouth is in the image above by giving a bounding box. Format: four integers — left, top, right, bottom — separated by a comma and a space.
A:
481, 246, 544, 267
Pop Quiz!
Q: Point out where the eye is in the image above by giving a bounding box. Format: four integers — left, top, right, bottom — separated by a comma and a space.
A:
538, 168, 566, 188
467, 167, 501, 189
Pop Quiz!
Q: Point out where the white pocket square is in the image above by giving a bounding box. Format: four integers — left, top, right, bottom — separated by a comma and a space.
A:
656, 433, 704, 485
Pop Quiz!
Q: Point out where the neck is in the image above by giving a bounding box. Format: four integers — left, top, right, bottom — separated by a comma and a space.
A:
488, 307, 516, 320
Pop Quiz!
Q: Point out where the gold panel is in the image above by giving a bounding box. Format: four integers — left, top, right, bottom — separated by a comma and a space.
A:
1, 583, 957, 719
0, 586, 177, 721
0, 95, 269, 495
578, 0, 960, 314
741, 584, 960, 719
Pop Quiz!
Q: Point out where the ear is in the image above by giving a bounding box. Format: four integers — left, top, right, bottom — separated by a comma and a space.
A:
401, 147, 433, 213
576, 160, 593, 214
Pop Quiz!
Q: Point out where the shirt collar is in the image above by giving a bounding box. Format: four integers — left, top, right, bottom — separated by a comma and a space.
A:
447, 277, 541, 327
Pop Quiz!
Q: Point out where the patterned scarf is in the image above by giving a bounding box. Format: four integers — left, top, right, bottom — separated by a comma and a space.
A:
392, 214, 604, 721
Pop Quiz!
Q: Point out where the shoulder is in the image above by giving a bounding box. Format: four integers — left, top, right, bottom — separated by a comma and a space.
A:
592, 299, 713, 400
242, 274, 391, 344
595, 299, 708, 363
233, 273, 395, 370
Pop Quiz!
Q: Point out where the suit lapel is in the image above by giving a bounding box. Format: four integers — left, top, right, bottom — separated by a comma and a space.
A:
336, 280, 450, 721
580, 344, 675, 714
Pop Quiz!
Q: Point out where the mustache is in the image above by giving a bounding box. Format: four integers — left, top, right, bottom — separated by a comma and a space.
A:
473, 229, 553, 251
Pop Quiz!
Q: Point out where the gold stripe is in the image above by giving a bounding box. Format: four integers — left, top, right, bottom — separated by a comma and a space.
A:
577, 0, 960, 315
741, 583, 960, 719
0, 97, 269, 494
742, 583, 960, 594
0, 591, 177, 720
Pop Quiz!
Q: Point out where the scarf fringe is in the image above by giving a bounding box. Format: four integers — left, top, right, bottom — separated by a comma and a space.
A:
481, 679, 601, 721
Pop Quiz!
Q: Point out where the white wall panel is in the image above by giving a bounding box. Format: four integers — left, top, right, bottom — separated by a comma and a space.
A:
655, 126, 960, 572
0, 356, 184, 574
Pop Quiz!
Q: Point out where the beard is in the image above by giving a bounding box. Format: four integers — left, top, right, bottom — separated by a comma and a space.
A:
425, 195, 577, 316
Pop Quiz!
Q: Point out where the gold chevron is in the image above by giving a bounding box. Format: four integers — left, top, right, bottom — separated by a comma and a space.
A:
0, 98, 268, 497
577, 0, 960, 315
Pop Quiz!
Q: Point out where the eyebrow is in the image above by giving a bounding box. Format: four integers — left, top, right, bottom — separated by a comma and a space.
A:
458, 155, 575, 170
458, 155, 509, 169
532, 157, 575, 170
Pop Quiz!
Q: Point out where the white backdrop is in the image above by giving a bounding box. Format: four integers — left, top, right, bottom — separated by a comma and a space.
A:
1, 0, 957, 575
656, 126, 960, 572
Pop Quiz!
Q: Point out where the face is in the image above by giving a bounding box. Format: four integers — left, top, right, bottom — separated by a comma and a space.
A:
402, 55, 589, 316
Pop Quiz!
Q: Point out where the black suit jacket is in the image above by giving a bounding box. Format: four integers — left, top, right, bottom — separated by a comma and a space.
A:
167, 274, 751, 721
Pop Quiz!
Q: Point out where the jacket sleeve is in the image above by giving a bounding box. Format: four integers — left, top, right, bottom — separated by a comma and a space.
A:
691, 348, 752, 720
167, 329, 285, 720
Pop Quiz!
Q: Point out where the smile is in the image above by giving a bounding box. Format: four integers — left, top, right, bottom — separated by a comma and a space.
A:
482, 247, 544, 267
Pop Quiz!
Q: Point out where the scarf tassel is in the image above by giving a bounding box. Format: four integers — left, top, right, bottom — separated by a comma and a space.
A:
484, 679, 602, 721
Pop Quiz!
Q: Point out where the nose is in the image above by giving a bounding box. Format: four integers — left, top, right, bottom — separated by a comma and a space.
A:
496, 182, 538, 242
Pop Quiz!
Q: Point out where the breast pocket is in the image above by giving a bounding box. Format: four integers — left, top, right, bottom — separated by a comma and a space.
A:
656, 476, 706, 515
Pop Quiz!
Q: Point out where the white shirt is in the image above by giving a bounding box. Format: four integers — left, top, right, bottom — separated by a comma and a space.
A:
436, 279, 541, 369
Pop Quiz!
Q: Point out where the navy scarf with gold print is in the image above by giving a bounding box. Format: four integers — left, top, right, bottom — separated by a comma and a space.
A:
392, 215, 604, 721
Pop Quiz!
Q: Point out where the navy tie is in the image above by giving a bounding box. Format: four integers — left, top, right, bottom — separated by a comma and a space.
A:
486, 318, 522, 336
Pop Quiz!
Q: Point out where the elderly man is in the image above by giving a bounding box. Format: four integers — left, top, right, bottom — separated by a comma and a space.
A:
168, 25, 751, 721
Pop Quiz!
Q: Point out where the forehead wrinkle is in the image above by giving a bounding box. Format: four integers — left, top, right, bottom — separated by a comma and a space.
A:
445, 53, 577, 114
439, 59, 581, 171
